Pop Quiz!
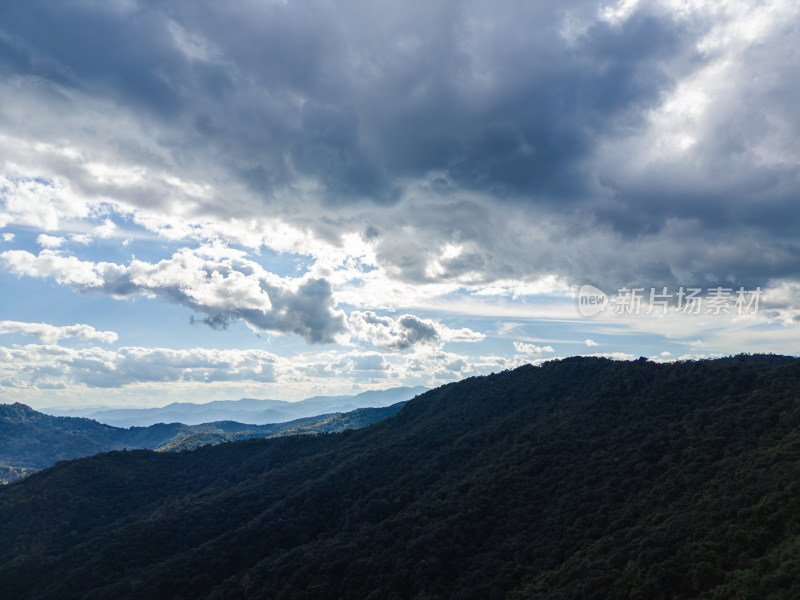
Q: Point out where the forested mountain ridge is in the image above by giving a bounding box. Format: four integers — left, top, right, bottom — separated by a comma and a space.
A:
0, 402, 407, 484
1, 355, 799, 599
0, 404, 136, 484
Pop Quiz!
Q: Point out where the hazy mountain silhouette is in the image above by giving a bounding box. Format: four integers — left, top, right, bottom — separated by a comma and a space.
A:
44, 386, 428, 427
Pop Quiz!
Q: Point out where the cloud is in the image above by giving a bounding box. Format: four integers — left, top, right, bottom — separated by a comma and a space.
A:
513, 341, 555, 356
0, 246, 346, 343
0, 174, 91, 231
0, 0, 796, 296
349, 311, 483, 350
582, 352, 637, 361
69, 233, 93, 245
1, 248, 125, 287
585, 339, 599, 347
0, 0, 799, 407
0, 321, 118, 344
350, 353, 389, 372
35, 234, 65, 248
94, 218, 116, 239
0, 340, 508, 397
0, 344, 277, 389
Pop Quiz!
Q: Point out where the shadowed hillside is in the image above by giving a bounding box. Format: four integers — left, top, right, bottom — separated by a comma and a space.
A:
1, 355, 799, 599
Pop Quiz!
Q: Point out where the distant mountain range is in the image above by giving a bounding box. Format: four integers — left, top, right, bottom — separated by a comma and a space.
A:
0, 401, 408, 484
42, 386, 428, 427
2, 355, 800, 598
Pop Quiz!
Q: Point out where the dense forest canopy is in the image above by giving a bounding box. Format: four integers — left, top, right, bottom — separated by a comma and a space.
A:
1, 355, 799, 599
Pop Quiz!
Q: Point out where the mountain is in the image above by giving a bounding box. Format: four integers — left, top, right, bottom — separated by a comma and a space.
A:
37, 404, 116, 418
1, 355, 800, 599
44, 386, 428, 427
0, 404, 143, 484
0, 402, 407, 484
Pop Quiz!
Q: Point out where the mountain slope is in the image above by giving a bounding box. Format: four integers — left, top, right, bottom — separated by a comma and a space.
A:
0, 404, 138, 483
0, 402, 407, 483
1, 355, 799, 599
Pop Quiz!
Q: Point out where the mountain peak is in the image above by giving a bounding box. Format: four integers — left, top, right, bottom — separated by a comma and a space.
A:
0, 402, 40, 421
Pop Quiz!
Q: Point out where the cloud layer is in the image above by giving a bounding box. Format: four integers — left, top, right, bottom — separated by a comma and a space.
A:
1, 246, 346, 343
0, 321, 118, 344
0, 0, 797, 293
0, 1, 799, 404
0, 344, 276, 389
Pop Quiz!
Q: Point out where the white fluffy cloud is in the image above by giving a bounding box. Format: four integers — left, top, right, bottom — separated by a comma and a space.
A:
0, 173, 92, 232
0, 245, 346, 343
513, 341, 555, 356
0, 321, 118, 344
35, 234, 65, 249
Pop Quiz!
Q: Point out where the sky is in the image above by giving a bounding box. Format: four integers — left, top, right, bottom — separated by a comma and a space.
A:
0, 0, 798, 409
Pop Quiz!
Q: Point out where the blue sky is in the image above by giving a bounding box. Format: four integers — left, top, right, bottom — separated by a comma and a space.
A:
1, 0, 799, 409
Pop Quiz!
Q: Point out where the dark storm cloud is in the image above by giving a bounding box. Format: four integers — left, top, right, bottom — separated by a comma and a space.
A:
1, 0, 799, 293
372, 7, 688, 200
144, 274, 346, 345
293, 102, 393, 203
0, 1, 687, 199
